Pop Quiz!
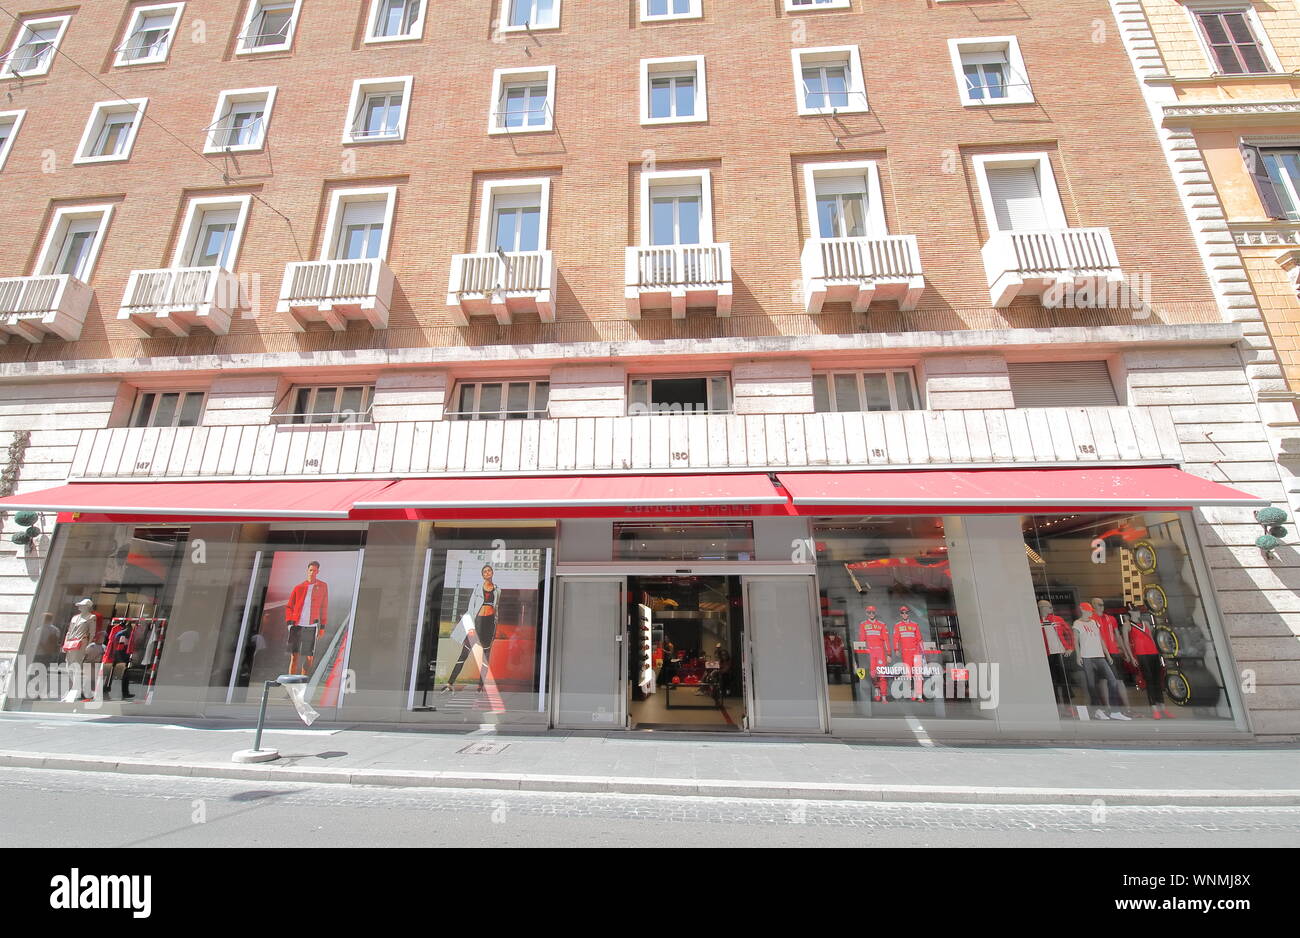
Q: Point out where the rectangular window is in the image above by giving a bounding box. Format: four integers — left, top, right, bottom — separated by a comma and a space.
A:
614, 522, 753, 561
948, 37, 1033, 106
785, 0, 851, 9
628, 376, 730, 415
451, 380, 550, 420
973, 153, 1068, 234
476, 179, 551, 256
1008, 361, 1118, 407
36, 205, 115, 281
1, 14, 71, 78
641, 56, 707, 125
368, 0, 425, 40
489, 67, 555, 134
642, 171, 714, 248
343, 77, 412, 143
791, 46, 867, 115
502, 0, 560, 31
131, 390, 206, 428
286, 385, 375, 425
813, 371, 917, 412
205, 87, 276, 153
75, 100, 148, 164
1261, 148, 1300, 221
641, 0, 701, 21
804, 161, 886, 240
115, 3, 184, 67
0, 110, 24, 171
1194, 9, 1272, 74
321, 187, 397, 262
173, 195, 252, 270
236, 0, 300, 54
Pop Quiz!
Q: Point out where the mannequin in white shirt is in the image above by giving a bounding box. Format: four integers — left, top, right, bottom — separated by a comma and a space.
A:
1072, 602, 1130, 721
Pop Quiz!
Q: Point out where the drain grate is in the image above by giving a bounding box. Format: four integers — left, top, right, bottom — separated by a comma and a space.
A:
457, 742, 509, 755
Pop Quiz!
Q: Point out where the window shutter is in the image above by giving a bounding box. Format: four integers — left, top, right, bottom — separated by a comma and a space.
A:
985, 165, 1047, 231
1240, 143, 1289, 221
1008, 361, 1118, 408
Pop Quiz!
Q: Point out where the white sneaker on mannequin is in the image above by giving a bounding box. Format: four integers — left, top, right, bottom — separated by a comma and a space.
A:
1094, 709, 1110, 720
1110, 712, 1132, 721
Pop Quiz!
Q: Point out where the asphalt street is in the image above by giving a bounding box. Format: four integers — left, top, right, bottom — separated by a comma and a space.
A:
2, 766, 1298, 847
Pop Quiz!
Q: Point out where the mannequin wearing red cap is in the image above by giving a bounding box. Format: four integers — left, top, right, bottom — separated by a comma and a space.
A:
855, 605, 891, 702
1072, 603, 1129, 721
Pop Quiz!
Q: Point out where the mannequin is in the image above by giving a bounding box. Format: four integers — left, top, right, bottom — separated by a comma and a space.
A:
892, 605, 929, 701
1038, 600, 1074, 708
1125, 604, 1173, 720
99, 616, 135, 701
1091, 596, 1133, 709
62, 598, 96, 702
855, 605, 892, 702
1072, 603, 1128, 721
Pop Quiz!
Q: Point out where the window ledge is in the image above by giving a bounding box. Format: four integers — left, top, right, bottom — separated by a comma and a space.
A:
797, 104, 869, 117
499, 24, 559, 33
342, 133, 407, 145
641, 13, 704, 23
273, 420, 375, 431
961, 96, 1036, 108
73, 153, 131, 166
235, 45, 293, 56
487, 124, 553, 136
113, 56, 169, 68
202, 141, 265, 155
363, 33, 423, 44
641, 115, 707, 126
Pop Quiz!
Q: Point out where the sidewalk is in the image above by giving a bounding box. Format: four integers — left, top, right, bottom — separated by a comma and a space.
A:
1, 712, 1298, 806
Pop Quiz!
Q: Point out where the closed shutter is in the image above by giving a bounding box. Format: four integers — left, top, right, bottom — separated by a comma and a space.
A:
986, 165, 1047, 231
1008, 361, 1118, 408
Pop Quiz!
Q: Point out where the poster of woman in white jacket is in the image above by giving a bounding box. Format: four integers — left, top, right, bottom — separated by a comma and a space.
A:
444, 562, 501, 692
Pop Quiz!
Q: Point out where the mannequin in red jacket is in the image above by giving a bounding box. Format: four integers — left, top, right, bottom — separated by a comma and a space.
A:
855, 605, 892, 702
893, 606, 937, 701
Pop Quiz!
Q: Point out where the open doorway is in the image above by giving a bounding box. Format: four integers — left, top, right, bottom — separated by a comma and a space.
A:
627, 574, 745, 731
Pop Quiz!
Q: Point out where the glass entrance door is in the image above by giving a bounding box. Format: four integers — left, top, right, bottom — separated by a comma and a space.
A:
742, 575, 827, 733
553, 577, 626, 729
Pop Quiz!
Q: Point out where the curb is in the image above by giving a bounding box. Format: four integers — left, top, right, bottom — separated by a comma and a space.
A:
3, 750, 1299, 806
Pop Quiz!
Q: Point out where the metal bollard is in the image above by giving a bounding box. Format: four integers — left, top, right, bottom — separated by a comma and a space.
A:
233, 673, 309, 764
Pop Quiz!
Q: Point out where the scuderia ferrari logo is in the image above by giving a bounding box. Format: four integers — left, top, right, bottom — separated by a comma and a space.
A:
49, 869, 151, 918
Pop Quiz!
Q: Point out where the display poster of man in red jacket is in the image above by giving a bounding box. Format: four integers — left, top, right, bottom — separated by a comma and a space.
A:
285, 560, 329, 676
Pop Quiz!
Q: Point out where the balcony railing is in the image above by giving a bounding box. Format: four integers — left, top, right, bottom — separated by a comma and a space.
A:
0, 274, 92, 343
625, 243, 732, 318
801, 235, 925, 314
277, 258, 393, 331
982, 227, 1123, 307
118, 266, 239, 337
446, 250, 556, 325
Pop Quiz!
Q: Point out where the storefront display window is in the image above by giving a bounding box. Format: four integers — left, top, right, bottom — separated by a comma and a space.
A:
813, 517, 989, 722
1024, 512, 1237, 726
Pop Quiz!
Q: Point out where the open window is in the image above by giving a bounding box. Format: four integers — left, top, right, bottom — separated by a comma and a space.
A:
641, 170, 713, 246
972, 152, 1067, 233
74, 100, 148, 165
367, 0, 425, 41
1242, 143, 1300, 221
628, 376, 731, 416
641, 56, 707, 125
948, 37, 1033, 106
343, 76, 412, 144
205, 87, 276, 153
500, 0, 561, 32
36, 205, 115, 281
488, 66, 555, 134
1, 14, 71, 79
321, 187, 397, 261
641, 0, 702, 22
114, 3, 184, 67
236, 0, 300, 54
478, 179, 551, 253
803, 161, 886, 239
173, 195, 252, 270
0, 110, 24, 171
283, 384, 375, 425
791, 46, 868, 116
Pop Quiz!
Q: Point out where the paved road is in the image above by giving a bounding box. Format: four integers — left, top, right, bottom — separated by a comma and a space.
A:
2, 767, 1298, 847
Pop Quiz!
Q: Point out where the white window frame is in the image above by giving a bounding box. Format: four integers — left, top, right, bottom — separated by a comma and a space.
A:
500, 0, 562, 33
802, 160, 887, 239
640, 0, 703, 22
0, 14, 72, 79
129, 389, 207, 428
476, 178, 552, 253
320, 186, 397, 262
204, 86, 277, 154
113, 3, 185, 68
0, 110, 25, 171
791, 46, 868, 116
73, 99, 148, 165
1182, 1, 1283, 75
812, 370, 919, 413
34, 204, 115, 280
235, 0, 301, 55
640, 55, 707, 125
640, 169, 714, 246
284, 384, 376, 425
948, 36, 1034, 106
784, 0, 851, 10
172, 195, 253, 270
449, 379, 551, 420
627, 375, 731, 416
971, 152, 1068, 234
342, 75, 413, 144
365, 0, 427, 43
488, 66, 556, 135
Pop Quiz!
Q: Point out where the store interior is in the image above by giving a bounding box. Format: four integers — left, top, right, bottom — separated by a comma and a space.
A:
627, 574, 745, 731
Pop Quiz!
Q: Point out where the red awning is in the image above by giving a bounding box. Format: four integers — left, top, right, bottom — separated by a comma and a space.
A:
0, 479, 397, 520
777, 467, 1267, 512
351, 473, 788, 519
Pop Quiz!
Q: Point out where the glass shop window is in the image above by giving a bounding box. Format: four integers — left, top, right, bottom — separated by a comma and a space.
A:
614, 522, 754, 562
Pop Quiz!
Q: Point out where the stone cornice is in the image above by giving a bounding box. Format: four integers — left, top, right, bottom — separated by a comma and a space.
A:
1162, 100, 1300, 123
1233, 227, 1300, 247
